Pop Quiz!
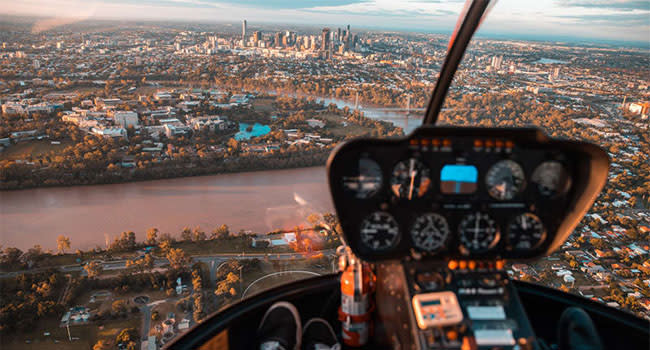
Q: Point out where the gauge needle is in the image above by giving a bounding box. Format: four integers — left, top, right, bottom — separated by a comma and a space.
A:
522, 215, 528, 230
496, 182, 507, 199
408, 159, 416, 200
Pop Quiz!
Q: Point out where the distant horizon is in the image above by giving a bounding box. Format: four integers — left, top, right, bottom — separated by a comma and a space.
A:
1, 0, 648, 45
1, 13, 649, 50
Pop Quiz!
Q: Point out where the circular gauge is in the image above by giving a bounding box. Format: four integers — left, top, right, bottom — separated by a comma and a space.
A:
410, 213, 450, 252
342, 156, 383, 199
486, 160, 526, 200
507, 213, 546, 250
390, 158, 431, 200
458, 212, 500, 253
531, 161, 571, 197
360, 212, 400, 250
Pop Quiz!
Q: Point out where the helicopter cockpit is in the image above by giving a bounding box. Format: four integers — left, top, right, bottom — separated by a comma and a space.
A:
166, 1, 650, 349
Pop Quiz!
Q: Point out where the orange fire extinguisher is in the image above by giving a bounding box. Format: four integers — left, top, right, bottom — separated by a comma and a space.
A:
338, 247, 375, 347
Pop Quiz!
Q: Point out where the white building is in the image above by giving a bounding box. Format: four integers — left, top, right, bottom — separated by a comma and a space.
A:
188, 115, 229, 131
91, 126, 127, 139
113, 111, 139, 128
163, 122, 191, 138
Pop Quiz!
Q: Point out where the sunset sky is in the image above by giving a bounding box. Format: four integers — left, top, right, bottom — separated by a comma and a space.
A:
3, 0, 649, 43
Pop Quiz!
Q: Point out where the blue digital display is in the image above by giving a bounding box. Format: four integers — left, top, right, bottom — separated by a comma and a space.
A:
421, 299, 442, 306
440, 165, 478, 194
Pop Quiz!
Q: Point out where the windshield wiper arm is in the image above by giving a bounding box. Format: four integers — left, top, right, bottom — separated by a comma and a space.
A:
423, 0, 493, 125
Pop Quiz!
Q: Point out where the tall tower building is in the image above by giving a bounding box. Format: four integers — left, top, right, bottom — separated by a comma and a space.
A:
275, 32, 283, 47
253, 31, 262, 47
321, 28, 330, 52
491, 55, 503, 70
242, 20, 247, 44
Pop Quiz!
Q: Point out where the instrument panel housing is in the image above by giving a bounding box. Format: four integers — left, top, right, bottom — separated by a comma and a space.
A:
327, 126, 609, 262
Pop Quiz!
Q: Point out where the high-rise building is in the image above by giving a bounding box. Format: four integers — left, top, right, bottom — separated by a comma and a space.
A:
32, 59, 40, 69
274, 32, 283, 47
553, 67, 560, 79
253, 31, 262, 47
321, 28, 330, 52
491, 55, 503, 70
242, 20, 247, 44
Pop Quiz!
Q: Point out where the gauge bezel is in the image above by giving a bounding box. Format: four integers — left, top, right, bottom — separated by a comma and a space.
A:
410, 213, 450, 253
341, 155, 384, 199
531, 160, 572, 198
359, 211, 401, 251
506, 213, 547, 251
457, 212, 501, 254
390, 158, 432, 200
485, 159, 526, 201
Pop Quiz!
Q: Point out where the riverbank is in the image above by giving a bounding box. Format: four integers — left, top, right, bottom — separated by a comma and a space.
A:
1, 166, 333, 250
0, 148, 331, 191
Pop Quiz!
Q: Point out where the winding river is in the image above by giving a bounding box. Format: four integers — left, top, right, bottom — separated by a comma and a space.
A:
0, 96, 419, 250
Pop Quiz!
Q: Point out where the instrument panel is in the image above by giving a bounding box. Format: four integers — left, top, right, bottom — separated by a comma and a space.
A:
327, 127, 609, 262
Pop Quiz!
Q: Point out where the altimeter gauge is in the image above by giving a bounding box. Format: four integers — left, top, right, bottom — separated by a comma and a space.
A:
391, 158, 431, 200
486, 160, 526, 200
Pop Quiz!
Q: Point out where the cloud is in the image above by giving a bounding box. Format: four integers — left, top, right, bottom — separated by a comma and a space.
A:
180, 0, 372, 9
557, 0, 650, 11
303, 0, 461, 18
554, 12, 650, 25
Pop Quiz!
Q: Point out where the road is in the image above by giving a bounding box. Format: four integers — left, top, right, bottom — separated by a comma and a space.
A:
0, 249, 337, 279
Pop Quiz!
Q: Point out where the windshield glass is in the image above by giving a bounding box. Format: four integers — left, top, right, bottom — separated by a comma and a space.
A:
0, 1, 648, 348
440, 0, 649, 320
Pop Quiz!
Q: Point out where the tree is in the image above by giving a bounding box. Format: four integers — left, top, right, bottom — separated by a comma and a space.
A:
192, 270, 203, 292
181, 227, 192, 241
166, 248, 189, 270
307, 213, 321, 227
193, 226, 206, 241
213, 224, 230, 239
159, 240, 172, 253
146, 228, 159, 245
57, 235, 71, 254
84, 261, 103, 279
116, 328, 138, 345
112, 300, 127, 315
93, 340, 110, 350
1, 247, 24, 268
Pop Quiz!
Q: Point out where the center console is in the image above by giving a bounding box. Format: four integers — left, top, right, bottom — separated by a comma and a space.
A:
376, 260, 538, 350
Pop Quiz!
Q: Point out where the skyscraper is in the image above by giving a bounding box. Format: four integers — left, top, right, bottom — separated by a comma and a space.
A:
242, 20, 247, 44
321, 28, 330, 52
491, 55, 503, 70
274, 32, 283, 47
253, 31, 262, 47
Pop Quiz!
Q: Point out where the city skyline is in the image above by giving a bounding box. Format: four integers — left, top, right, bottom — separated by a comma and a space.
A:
2, 0, 649, 44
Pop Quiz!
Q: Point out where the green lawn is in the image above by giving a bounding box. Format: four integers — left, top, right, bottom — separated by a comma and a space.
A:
252, 98, 276, 113
319, 113, 374, 137
0, 140, 74, 161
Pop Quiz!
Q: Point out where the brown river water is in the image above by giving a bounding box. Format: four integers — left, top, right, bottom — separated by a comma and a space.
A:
0, 97, 418, 251
0, 167, 332, 250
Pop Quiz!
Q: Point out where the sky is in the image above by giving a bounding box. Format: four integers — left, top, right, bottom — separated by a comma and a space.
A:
2, 0, 649, 43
